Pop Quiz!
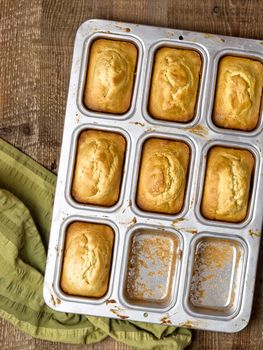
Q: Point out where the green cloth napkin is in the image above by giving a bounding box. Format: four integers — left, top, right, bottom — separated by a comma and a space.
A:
0, 137, 191, 349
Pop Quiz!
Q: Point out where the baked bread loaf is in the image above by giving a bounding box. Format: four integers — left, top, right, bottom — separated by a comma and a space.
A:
148, 47, 201, 122
213, 56, 263, 131
72, 130, 126, 206
84, 39, 137, 114
136, 138, 190, 214
201, 146, 254, 222
61, 221, 114, 297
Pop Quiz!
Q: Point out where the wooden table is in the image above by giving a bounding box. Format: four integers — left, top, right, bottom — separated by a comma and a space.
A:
0, 0, 263, 349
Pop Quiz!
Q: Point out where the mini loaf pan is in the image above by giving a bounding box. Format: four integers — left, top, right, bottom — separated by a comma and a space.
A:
77, 32, 144, 121
183, 233, 247, 319
65, 124, 132, 213
44, 19, 263, 333
52, 216, 120, 305
195, 140, 260, 229
119, 224, 183, 312
130, 131, 196, 221
206, 49, 263, 137
142, 40, 208, 128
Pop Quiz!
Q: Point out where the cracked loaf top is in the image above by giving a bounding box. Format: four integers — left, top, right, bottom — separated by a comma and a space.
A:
61, 221, 114, 297
148, 47, 202, 122
213, 56, 263, 131
136, 138, 190, 214
201, 146, 254, 222
72, 130, 126, 206
84, 38, 138, 114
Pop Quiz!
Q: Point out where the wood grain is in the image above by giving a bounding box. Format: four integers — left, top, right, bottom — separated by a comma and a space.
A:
0, 0, 263, 349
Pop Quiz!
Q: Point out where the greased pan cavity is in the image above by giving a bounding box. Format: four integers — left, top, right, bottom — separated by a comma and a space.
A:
44, 19, 263, 332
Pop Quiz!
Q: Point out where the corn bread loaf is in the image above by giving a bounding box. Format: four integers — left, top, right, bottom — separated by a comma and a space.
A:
84, 39, 137, 114
61, 222, 114, 297
72, 130, 126, 206
201, 146, 254, 222
213, 56, 263, 131
137, 138, 190, 214
149, 47, 201, 122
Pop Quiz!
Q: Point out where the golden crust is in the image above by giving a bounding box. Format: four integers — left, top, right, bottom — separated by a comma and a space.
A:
148, 47, 201, 122
136, 138, 190, 214
84, 39, 137, 114
60, 222, 114, 297
213, 56, 263, 131
72, 130, 126, 206
201, 146, 254, 222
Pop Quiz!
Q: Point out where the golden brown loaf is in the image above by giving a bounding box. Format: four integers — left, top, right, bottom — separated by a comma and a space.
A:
61, 221, 114, 297
84, 39, 137, 114
72, 130, 126, 206
213, 56, 263, 131
148, 47, 201, 122
136, 138, 190, 214
201, 146, 254, 222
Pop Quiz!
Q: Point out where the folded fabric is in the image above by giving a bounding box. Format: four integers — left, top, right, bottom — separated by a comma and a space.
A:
0, 137, 191, 349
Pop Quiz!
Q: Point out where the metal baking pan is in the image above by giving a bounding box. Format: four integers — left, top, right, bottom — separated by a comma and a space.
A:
44, 19, 263, 332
